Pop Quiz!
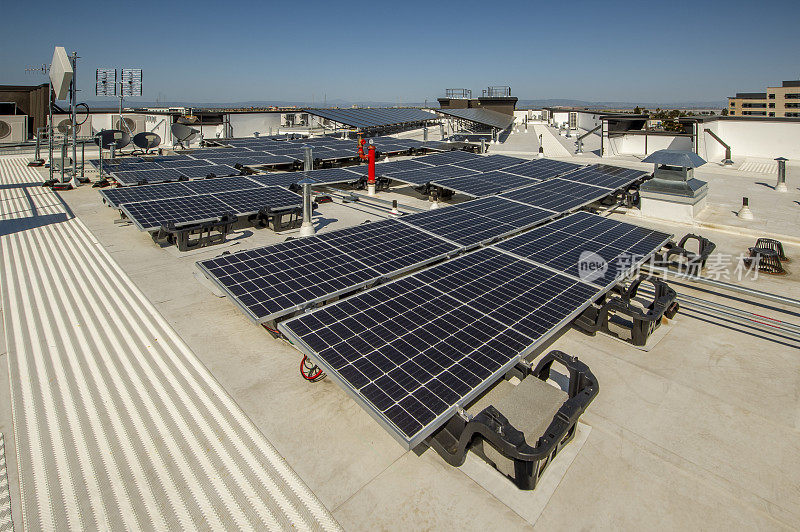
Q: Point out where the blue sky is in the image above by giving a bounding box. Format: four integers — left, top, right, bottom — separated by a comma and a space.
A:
2, 0, 798, 105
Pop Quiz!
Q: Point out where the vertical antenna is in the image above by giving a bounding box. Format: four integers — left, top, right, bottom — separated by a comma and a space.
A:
25, 64, 53, 177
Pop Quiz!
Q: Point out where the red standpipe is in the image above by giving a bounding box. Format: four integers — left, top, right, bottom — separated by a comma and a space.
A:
358, 137, 368, 160
368, 145, 376, 185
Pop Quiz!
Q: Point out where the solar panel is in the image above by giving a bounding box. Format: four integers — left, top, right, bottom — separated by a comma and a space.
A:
252, 155, 301, 166
148, 155, 194, 162
99, 182, 194, 208
159, 159, 217, 168
112, 168, 192, 185
214, 186, 303, 215
383, 166, 477, 186
373, 159, 433, 175
181, 176, 264, 195
314, 149, 359, 161
200, 155, 291, 167
277, 247, 601, 448
194, 150, 261, 160
174, 164, 239, 178
375, 144, 413, 154
398, 197, 555, 247
197, 219, 459, 322
381, 168, 437, 185
557, 164, 649, 190
499, 178, 613, 212
494, 212, 672, 288
109, 161, 165, 172
450, 154, 526, 172
417, 150, 482, 166
423, 165, 481, 179
91, 157, 144, 169
436, 108, 516, 130
501, 158, 582, 180
265, 148, 310, 156
121, 194, 232, 231
431, 170, 538, 198
246, 173, 304, 188
302, 167, 362, 185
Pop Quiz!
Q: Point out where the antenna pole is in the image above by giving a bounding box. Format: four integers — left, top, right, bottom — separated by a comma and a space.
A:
70, 51, 78, 188
48, 75, 54, 182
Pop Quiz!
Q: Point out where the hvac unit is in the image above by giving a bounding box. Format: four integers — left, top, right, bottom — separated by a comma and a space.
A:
51, 114, 93, 138
114, 114, 147, 136
0, 115, 28, 143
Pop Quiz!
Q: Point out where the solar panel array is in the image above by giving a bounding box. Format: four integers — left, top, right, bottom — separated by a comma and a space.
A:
450, 154, 527, 172
432, 171, 535, 198
275, 211, 670, 448
500, 179, 612, 212
189, 158, 666, 447
424, 157, 582, 198
496, 212, 672, 289
121, 185, 302, 231
556, 164, 648, 190
94, 137, 347, 185
304, 108, 437, 129
436, 108, 516, 130
197, 219, 461, 322
277, 247, 602, 447
497, 164, 647, 213
397, 196, 556, 247
93, 134, 448, 186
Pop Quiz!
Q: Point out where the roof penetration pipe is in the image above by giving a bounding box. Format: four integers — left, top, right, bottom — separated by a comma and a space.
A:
303, 146, 313, 171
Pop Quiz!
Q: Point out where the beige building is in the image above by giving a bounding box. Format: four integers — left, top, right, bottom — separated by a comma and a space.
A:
728, 80, 800, 118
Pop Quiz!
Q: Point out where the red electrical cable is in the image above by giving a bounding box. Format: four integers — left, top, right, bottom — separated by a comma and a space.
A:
300, 355, 324, 381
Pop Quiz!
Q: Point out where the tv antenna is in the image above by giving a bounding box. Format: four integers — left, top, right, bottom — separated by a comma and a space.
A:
96, 67, 143, 135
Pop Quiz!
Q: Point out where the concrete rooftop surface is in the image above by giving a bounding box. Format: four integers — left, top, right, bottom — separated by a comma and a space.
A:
1, 129, 799, 531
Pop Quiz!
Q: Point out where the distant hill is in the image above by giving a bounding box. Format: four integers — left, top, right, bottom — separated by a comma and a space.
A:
516, 99, 726, 110
82, 97, 727, 111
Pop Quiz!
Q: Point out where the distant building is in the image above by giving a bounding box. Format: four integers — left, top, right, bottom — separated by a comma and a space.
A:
728, 81, 800, 118
438, 87, 517, 116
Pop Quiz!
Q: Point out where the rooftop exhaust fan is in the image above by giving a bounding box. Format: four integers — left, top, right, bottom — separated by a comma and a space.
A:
115, 116, 137, 134
171, 123, 199, 148
57, 118, 76, 136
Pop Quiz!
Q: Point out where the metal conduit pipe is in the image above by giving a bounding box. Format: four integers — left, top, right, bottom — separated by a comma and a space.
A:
320, 186, 426, 213
641, 265, 800, 309
635, 285, 800, 340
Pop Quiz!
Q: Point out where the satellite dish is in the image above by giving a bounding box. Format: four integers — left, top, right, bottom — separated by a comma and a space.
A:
133, 132, 161, 151
0, 120, 11, 140
171, 123, 199, 148
115, 117, 136, 134
94, 129, 130, 149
